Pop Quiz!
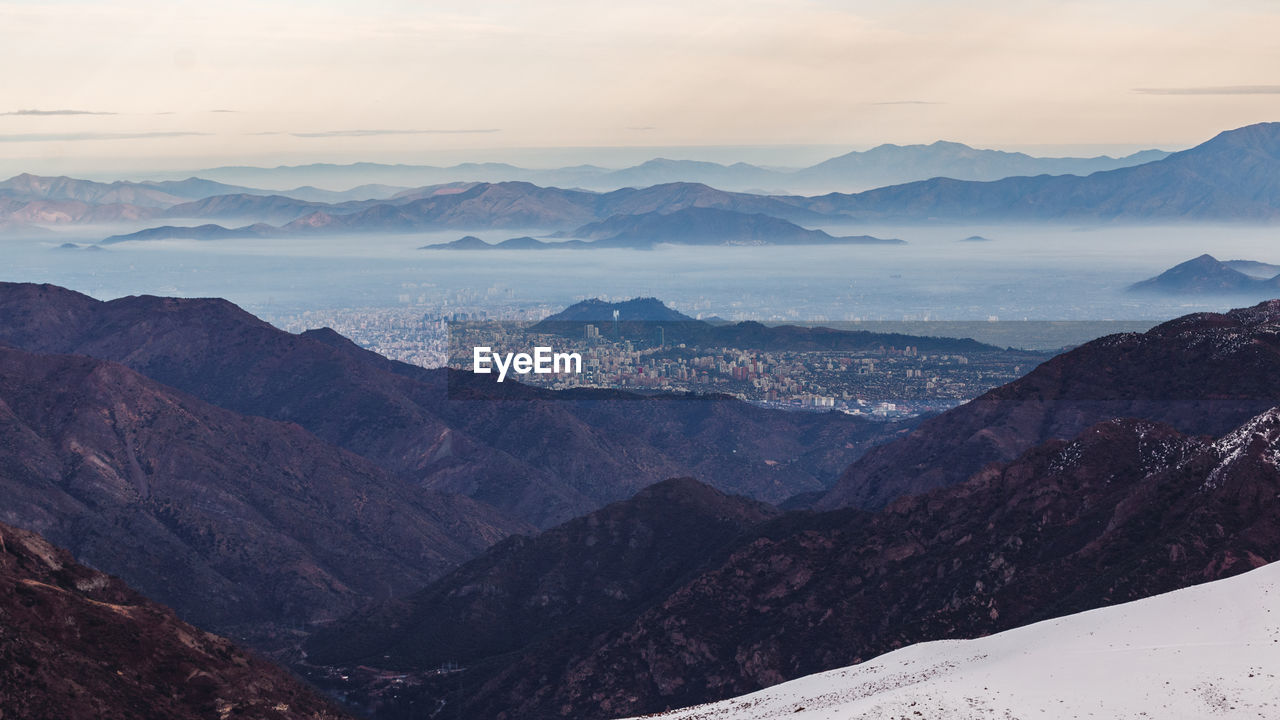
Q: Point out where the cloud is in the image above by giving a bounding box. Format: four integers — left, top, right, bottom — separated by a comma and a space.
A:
1134, 85, 1280, 95
290, 128, 500, 138
869, 100, 941, 106
0, 109, 116, 116
625, 126, 656, 131
210, 109, 237, 113
0, 131, 211, 143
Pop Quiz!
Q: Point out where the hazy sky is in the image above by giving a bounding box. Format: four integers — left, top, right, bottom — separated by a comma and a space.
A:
2, 0, 1278, 173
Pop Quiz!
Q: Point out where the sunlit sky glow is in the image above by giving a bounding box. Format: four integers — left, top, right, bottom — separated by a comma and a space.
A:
2, 0, 1278, 173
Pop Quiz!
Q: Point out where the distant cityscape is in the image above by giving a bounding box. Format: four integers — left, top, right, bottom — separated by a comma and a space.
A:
268, 302, 1043, 417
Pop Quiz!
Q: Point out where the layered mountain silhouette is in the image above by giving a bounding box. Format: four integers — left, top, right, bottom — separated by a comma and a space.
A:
798, 122, 1280, 221
307, 402, 1280, 719
0, 521, 349, 720
816, 299, 1280, 510
791, 142, 1169, 193
1129, 253, 1280, 295
2, 123, 1273, 237
276, 181, 821, 234
1223, 258, 1280, 277
177, 143, 1166, 194
0, 283, 906, 530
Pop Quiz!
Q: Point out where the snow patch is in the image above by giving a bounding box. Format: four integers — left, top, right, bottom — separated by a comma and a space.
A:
626, 562, 1280, 720
1203, 407, 1280, 490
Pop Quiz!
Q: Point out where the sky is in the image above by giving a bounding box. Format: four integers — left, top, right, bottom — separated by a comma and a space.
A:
1, 0, 1278, 174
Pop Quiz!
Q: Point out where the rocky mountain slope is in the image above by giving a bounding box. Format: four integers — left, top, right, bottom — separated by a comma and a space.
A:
817, 299, 1280, 511
0, 283, 906, 528
305, 479, 777, 669
0, 344, 523, 632
298, 306, 1280, 718
0, 521, 350, 720
423, 408, 1280, 719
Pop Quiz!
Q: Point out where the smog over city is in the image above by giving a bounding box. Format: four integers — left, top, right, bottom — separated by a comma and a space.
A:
3, 2, 1280, 719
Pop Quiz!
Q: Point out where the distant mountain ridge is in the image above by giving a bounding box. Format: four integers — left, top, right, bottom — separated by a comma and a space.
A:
173, 143, 1167, 194
102, 222, 274, 244
3, 122, 1277, 237
797, 122, 1280, 221
561, 207, 902, 247
420, 208, 900, 249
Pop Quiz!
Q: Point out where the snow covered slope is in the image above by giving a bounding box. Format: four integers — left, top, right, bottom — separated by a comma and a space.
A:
628, 562, 1280, 720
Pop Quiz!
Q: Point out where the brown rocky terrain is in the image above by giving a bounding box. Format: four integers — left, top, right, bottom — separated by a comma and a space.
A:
817, 298, 1280, 511
0, 344, 524, 633
369, 409, 1278, 720
0, 520, 350, 720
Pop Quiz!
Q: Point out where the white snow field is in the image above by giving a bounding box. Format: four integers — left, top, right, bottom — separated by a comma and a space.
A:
626, 562, 1280, 720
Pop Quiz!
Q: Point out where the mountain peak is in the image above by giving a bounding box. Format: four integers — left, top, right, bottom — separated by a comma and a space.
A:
1128, 255, 1272, 295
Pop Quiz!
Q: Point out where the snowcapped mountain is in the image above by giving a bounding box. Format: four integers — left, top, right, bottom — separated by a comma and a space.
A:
630, 561, 1280, 720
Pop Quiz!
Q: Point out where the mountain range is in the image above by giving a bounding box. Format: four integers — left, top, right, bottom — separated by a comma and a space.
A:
1, 123, 1276, 238
0, 342, 525, 632
4, 284, 1280, 719
306, 397, 1280, 718
814, 299, 1280, 511
164, 143, 1167, 195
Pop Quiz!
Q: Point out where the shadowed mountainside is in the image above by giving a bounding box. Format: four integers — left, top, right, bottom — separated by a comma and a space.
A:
0, 283, 911, 529
796, 122, 1280, 222
0, 521, 351, 720
0, 344, 525, 632
816, 299, 1280, 511
317, 408, 1280, 719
